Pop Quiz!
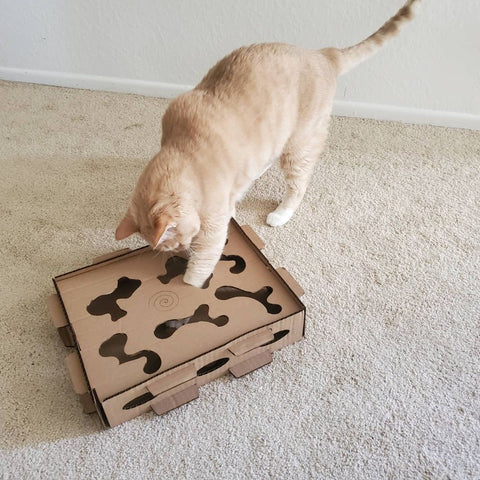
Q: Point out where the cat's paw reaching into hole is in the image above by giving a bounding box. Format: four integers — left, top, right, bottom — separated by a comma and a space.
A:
183, 269, 211, 289
266, 207, 294, 227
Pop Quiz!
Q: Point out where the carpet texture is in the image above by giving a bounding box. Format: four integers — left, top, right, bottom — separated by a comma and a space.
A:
0, 80, 479, 479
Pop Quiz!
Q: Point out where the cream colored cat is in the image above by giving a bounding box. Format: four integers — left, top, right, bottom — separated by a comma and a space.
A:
116, 0, 421, 287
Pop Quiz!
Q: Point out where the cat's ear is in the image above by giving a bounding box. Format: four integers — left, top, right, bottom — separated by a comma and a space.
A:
115, 213, 138, 240
153, 213, 173, 248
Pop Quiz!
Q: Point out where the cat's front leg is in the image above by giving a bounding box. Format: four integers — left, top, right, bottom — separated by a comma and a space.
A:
183, 217, 230, 288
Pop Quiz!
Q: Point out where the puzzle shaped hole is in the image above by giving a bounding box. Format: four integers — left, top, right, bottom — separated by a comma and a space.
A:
87, 277, 141, 321
99, 333, 162, 374
262, 329, 290, 346
157, 256, 211, 288
220, 254, 246, 274
157, 254, 245, 287
123, 391, 155, 410
154, 304, 229, 339
215, 286, 282, 314
197, 357, 230, 376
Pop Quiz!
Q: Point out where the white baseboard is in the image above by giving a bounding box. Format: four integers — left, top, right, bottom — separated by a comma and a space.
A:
0, 66, 191, 98
1, 66, 479, 130
332, 100, 479, 131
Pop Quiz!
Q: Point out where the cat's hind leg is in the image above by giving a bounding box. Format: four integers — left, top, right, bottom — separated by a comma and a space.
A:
267, 128, 328, 227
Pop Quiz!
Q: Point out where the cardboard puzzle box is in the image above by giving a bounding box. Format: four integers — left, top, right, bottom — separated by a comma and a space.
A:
47, 220, 306, 427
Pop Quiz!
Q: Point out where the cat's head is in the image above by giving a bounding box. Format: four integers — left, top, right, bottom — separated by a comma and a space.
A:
115, 156, 200, 252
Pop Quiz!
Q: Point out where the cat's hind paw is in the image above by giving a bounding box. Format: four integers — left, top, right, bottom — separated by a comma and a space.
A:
266, 208, 294, 227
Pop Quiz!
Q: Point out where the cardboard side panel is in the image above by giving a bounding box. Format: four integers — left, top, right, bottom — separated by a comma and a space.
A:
100, 349, 233, 427
102, 389, 153, 427
240, 224, 265, 250
100, 312, 305, 426
229, 350, 272, 378
276, 268, 305, 297
267, 311, 305, 352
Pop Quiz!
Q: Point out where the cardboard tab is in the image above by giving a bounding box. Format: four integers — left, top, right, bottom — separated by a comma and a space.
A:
276, 268, 304, 297
151, 384, 199, 416
147, 364, 197, 396
80, 392, 97, 414
65, 352, 89, 395
46, 293, 67, 328
228, 328, 274, 356
92, 248, 132, 265
240, 225, 265, 250
58, 326, 75, 348
229, 350, 273, 378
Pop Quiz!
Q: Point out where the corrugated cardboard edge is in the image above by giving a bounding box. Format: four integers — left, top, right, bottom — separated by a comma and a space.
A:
46, 293, 75, 347
229, 350, 273, 378
240, 224, 265, 250
92, 248, 132, 264
276, 267, 305, 297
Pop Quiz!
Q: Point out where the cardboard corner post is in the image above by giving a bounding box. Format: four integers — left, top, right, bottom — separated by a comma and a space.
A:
48, 219, 306, 427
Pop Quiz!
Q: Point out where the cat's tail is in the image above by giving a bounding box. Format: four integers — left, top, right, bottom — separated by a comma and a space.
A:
334, 0, 422, 75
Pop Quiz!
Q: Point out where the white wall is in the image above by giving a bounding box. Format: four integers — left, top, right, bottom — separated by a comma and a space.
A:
1, 0, 479, 129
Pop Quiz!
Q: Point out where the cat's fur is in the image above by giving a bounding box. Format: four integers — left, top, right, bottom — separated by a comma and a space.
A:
116, 0, 421, 287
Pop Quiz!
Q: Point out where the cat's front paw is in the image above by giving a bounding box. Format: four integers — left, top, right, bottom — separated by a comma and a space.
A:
183, 270, 208, 288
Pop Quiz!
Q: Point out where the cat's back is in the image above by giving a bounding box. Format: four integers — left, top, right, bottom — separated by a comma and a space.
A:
196, 43, 311, 97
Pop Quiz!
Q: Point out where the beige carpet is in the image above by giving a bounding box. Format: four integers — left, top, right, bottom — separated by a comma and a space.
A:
0, 80, 479, 479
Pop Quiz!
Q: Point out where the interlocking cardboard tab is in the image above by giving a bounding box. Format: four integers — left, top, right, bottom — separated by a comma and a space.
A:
80, 392, 97, 414
276, 268, 305, 297
228, 328, 274, 356
229, 350, 273, 378
58, 326, 75, 348
51, 220, 305, 427
240, 224, 265, 250
151, 384, 200, 416
92, 248, 132, 265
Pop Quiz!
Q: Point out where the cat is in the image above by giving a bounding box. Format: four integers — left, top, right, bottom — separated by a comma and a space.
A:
115, 0, 422, 287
